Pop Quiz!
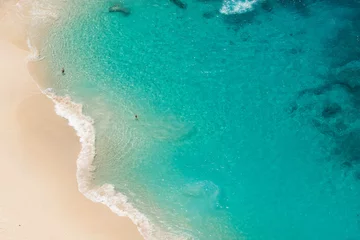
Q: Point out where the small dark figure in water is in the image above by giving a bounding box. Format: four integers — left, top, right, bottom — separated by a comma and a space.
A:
61, 68, 65, 75
202, 11, 216, 19
170, 0, 187, 9
109, 4, 130, 16
135, 114, 138, 120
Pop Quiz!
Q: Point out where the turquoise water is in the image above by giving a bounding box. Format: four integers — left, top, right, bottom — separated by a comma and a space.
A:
38, 0, 360, 239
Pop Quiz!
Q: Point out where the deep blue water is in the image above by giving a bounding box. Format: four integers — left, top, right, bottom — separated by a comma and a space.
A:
42, 0, 360, 239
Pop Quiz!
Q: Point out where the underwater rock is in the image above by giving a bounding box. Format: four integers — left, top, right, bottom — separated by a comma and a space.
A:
334, 60, 360, 88
170, 0, 187, 9
291, 78, 360, 168
261, 0, 273, 12
322, 103, 342, 118
109, 4, 130, 15
278, 0, 311, 16
354, 170, 360, 180
311, 119, 337, 137
336, 130, 360, 163
290, 47, 302, 54
203, 11, 216, 19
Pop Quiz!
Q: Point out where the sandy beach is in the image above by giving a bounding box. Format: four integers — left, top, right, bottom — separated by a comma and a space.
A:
0, 1, 143, 239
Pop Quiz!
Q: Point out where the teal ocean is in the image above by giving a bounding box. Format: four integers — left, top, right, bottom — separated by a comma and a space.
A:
27, 0, 360, 239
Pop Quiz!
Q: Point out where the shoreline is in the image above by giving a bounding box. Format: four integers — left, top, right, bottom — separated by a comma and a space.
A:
0, 1, 143, 239
41, 89, 154, 239
22, 0, 156, 237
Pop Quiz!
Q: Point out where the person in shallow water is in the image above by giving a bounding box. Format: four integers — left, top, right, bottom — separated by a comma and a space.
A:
61, 68, 65, 75
135, 114, 138, 120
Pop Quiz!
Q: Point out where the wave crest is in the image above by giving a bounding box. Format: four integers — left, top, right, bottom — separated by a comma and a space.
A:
42, 89, 193, 240
21, 1, 194, 239
220, 0, 260, 15
42, 89, 155, 239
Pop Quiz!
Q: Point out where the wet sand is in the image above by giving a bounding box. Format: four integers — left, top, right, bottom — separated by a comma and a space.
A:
0, 1, 143, 239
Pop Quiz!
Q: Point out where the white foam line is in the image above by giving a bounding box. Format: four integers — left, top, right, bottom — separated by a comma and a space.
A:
26, 38, 45, 61
220, 0, 260, 15
24, 34, 154, 239
17, 1, 156, 235
44, 79, 193, 240
36, 73, 191, 240
21, 1, 193, 236
41, 88, 155, 239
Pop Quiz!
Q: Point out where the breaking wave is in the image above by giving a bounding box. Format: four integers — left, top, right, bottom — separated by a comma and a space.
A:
25, 19, 192, 240
42, 89, 155, 239
21, 0, 195, 238
220, 0, 260, 15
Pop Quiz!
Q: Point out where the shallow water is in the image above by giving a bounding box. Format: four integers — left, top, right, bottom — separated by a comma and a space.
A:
29, 0, 360, 239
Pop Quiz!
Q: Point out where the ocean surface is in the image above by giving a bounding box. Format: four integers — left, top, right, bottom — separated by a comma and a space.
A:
24, 0, 360, 239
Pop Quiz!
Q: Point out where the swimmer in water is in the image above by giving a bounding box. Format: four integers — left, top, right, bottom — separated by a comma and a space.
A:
135, 114, 138, 120
61, 68, 65, 75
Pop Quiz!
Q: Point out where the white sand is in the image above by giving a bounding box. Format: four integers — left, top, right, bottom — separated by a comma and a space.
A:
0, 1, 143, 239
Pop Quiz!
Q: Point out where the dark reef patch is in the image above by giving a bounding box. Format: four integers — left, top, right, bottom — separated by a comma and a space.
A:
290, 6, 360, 172
322, 103, 342, 118
260, 0, 315, 16
290, 2, 360, 172
221, 11, 257, 30
326, 0, 360, 8
290, 60, 360, 174
260, 0, 274, 12
170, 0, 187, 9
323, 9, 360, 68
354, 170, 360, 180
203, 11, 217, 19
289, 47, 302, 55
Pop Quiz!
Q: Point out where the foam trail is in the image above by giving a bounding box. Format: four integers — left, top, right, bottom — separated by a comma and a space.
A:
41, 89, 193, 240
26, 38, 45, 61
42, 89, 155, 239
25, 36, 154, 239
220, 0, 260, 15
17, 4, 153, 238
17, 0, 59, 22
22, 2, 192, 239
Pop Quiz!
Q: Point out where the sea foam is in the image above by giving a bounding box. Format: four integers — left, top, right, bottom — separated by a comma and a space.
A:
18, 1, 154, 237
220, 0, 260, 15
22, 8, 155, 238
22, 1, 193, 238
41, 84, 192, 240
26, 38, 44, 61
42, 89, 156, 239
26, 48, 189, 240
